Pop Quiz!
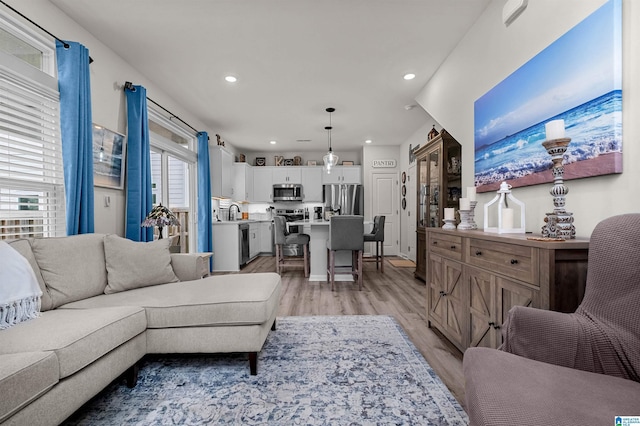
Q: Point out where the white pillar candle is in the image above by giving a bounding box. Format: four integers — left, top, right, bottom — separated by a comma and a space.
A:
502, 208, 514, 230
545, 119, 565, 140
459, 198, 471, 211
444, 208, 455, 220
467, 187, 476, 202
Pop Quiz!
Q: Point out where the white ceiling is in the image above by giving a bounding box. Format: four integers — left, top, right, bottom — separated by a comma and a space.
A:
50, 0, 490, 153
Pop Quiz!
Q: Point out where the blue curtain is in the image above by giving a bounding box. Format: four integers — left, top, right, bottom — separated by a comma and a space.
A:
55, 40, 94, 235
197, 132, 213, 267
124, 84, 153, 242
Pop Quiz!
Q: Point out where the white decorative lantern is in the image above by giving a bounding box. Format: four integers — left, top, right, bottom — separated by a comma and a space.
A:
483, 182, 525, 234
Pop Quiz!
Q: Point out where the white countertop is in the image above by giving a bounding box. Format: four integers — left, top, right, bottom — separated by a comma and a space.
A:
212, 219, 272, 225
288, 220, 328, 226
288, 220, 372, 227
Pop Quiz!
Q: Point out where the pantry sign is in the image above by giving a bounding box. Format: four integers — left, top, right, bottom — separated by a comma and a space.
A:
372, 159, 396, 168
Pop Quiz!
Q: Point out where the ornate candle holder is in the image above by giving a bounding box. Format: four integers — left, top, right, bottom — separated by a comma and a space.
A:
468, 201, 478, 229
457, 210, 473, 230
541, 138, 575, 239
442, 218, 456, 230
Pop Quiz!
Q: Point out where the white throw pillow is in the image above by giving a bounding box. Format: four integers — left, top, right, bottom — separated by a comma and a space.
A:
103, 235, 179, 294
0, 241, 42, 329
8, 239, 52, 311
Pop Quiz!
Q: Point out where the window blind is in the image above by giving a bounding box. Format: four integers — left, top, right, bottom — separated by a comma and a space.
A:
0, 67, 66, 239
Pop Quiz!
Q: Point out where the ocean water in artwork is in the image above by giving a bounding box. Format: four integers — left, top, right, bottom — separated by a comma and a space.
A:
474, 90, 622, 188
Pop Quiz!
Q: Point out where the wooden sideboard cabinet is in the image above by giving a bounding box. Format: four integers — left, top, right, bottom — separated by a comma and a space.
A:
426, 228, 589, 352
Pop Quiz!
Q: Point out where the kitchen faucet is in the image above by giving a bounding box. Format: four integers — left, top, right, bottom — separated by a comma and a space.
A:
229, 203, 241, 221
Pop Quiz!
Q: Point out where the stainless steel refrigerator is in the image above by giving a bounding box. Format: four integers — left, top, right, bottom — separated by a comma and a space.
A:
323, 184, 363, 216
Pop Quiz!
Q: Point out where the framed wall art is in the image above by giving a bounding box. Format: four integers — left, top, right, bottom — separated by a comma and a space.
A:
93, 124, 126, 189
474, 0, 622, 192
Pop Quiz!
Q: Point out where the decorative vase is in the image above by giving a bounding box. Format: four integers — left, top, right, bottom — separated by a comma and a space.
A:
428, 125, 439, 141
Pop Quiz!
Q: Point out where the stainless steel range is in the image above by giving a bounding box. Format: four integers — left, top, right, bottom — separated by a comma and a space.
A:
274, 208, 306, 257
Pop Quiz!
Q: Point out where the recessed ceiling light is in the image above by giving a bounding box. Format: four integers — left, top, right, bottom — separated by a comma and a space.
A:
403, 73, 416, 80
225, 75, 237, 83
270, 140, 277, 145
365, 139, 372, 144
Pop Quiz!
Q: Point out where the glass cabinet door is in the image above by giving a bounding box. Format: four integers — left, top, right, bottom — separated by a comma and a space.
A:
418, 156, 428, 227
427, 148, 441, 227
445, 144, 462, 211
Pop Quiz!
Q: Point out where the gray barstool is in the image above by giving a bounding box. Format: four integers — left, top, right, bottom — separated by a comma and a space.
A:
274, 216, 310, 277
364, 215, 385, 273
326, 215, 364, 291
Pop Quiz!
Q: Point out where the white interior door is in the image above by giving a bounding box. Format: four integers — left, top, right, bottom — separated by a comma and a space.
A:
370, 172, 399, 256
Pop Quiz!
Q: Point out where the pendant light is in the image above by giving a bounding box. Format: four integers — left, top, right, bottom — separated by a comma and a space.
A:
323, 107, 339, 173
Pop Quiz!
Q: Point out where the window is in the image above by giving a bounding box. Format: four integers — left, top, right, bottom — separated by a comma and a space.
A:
0, 12, 64, 240
148, 110, 197, 252
0, 11, 55, 76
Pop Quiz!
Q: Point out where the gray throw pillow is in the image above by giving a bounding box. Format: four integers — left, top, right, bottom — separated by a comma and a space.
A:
31, 233, 108, 308
104, 235, 179, 294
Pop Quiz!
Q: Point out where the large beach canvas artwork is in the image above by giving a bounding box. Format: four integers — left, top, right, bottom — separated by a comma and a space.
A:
474, 0, 622, 193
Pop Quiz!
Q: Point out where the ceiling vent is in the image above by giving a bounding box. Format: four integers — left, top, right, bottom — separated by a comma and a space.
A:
296, 139, 312, 143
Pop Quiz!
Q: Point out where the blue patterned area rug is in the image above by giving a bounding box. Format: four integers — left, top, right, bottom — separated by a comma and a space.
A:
64, 315, 468, 425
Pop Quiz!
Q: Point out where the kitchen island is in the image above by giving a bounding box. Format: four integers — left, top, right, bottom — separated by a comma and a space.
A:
212, 219, 273, 272
289, 219, 372, 282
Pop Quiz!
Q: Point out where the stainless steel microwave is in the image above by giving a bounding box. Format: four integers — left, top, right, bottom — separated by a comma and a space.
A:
273, 184, 303, 201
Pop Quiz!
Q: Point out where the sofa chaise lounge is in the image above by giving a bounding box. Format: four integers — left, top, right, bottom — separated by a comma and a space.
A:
0, 233, 281, 426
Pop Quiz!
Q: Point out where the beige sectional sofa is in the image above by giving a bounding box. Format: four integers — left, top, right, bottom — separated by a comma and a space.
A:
0, 233, 281, 426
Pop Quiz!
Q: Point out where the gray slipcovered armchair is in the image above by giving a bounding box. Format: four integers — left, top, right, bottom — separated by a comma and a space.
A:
463, 213, 640, 426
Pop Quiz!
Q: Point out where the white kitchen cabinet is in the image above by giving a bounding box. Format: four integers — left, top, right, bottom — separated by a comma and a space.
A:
259, 221, 273, 254
341, 166, 362, 184
272, 167, 302, 184
321, 166, 361, 184
301, 167, 323, 201
233, 163, 253, 202
249, 222, 260, 259
253, 167, 273, 202
210, 146, 233, 198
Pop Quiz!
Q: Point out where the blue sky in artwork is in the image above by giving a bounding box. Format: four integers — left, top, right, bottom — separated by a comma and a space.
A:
474, 0, 622, 149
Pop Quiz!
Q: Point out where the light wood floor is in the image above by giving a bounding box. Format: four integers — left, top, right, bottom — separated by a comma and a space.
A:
236, 255, 467, 407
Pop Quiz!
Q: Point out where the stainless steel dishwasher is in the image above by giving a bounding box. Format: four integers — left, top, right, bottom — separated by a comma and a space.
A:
239, 223, 250, 267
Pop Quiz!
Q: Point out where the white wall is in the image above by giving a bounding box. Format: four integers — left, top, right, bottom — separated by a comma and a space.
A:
398, 122, 433, 259
7, 0, 212, 236
415, 0, 640, 238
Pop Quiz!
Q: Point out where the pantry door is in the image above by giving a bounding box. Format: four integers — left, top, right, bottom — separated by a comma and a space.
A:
371, 172, 399, 256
